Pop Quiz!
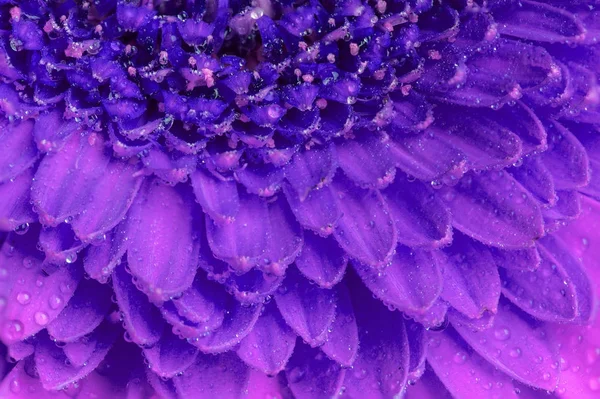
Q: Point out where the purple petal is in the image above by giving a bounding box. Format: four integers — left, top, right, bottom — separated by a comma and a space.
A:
286, 344, 346, 399
225, 269, 283, 305
439, 170, 544, 248
236, 162, 285, 197
191, 168, 239, 224
191, 300, 262, 353
382, 177, 452, 248
0, 119, 37, 184
389, 130, 465, 181
321, 282, 358, 367
31, 132, 110, 226
7, 341, 34, 362
275, 267, 337, 347
332, 175, 397, 267
0, 168, 37, 231
354, 246, 442, 314
418, 39, 555, 107
0, 362, 66, 399
491, 100, 547, 155
510, 156, 557, 206
543, 190, 582, 233
336, 133, 396, 189
38, 223, 85, 265
83, 222, 128, 283
427, 328, 519, 399
262, 194, 304, 276
143, 329, 198, 379
172, 273, 227, 326
206, 190, 269, 273
438, 233, 501, 319
488, 246, 541, 272
404, 367, 453, 399
173, 352, 248, 399
237, 302, 296, 375
501, 243, 578, 322
126, 181, 200, 301
539, 235, 594, 324
46, 278, 112, 342
452, 300, 559, 390
35, 323, 117, 390
406, 320, 426, 374
71, 161, 143, 242
32, 111, 79, 153
284, 183, 341, 237
295, 232, 347, 288
284, 144, 338, 200
433, 108, 523, 170
112, 262, 165, 347
63, 337, 98, 368
492, 0, 586, 43
405, 299, 450, 329
2, 262, 81, 344
542, 120, 590, 190
343, 276, 410, 398
243, 370, 291, 399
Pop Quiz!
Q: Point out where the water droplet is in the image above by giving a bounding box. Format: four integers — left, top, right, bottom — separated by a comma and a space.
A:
65, 253, 77, 264
3, 320, 24, 340
22, 257, 34, 269
509, 347, 522, 358
48, 294, 62, 310
494, 327, 511, 341
34, 311, 49, 326
16, 292, 31, 305
9, 378, 20, 393
14, 223, 29, 235
453, 351, 467, 364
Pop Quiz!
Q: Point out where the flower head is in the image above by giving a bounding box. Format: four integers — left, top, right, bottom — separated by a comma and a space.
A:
0, 0, 599, 397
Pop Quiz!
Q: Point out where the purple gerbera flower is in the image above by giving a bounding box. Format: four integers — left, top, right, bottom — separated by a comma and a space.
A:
0, 0, 599, 397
